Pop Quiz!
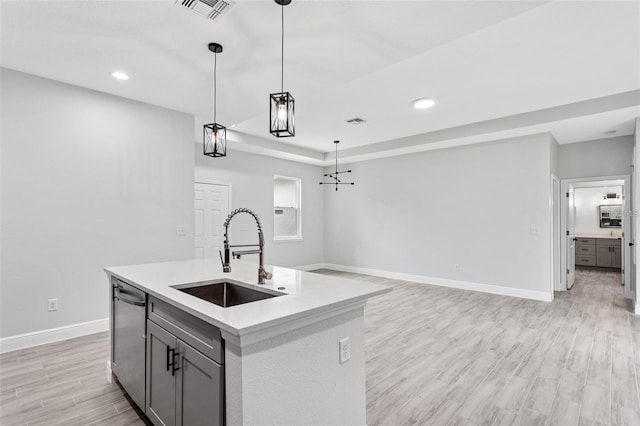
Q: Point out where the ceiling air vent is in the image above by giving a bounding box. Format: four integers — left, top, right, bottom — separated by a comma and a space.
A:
605, 193, 619, 199
345, 117, 366, 125
175, 0, 233, 21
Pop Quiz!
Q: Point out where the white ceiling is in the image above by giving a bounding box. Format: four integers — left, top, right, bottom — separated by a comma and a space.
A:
2, 0, 639, 164
575, 184, 623, 196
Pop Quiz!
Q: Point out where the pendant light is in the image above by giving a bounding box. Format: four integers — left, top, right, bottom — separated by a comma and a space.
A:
269, 0, 295, 138
319, 141, 354, 191
204, 42, 227, 157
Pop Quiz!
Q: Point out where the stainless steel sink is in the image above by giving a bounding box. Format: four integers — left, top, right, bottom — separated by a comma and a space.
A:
173, 280, 283, 308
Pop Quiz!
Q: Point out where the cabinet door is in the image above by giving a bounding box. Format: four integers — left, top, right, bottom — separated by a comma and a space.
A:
612, 246, 622, 269
596, 246, 612, 267
176, 340, 224, 426
147, 320, 178, 426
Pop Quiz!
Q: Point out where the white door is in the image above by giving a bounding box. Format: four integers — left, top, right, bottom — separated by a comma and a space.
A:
194, 183, 230, 260
567, 185, 577, 289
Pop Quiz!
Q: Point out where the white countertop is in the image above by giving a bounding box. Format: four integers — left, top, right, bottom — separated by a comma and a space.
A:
576, 234, 622, 239
105, 259, 391, 338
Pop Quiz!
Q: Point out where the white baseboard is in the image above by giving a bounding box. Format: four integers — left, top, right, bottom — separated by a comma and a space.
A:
323, 263, 553, 302
291, 263, 328, 272
0, 318, 109, 354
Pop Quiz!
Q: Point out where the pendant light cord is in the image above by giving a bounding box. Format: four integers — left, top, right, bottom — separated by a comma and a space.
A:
281, 2, 284, 93
213, 51, 217, 123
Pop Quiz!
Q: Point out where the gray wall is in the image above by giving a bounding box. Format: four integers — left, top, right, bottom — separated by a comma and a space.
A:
558, 135, 633, 179
195, 149, 325, 268
324, 134, 553, 295
1, 69, 195, 338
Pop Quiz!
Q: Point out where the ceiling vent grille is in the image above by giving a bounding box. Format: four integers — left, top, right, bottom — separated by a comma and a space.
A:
345, 117, 366, 125
175, 0, 233, 21
605, 193, 619, 199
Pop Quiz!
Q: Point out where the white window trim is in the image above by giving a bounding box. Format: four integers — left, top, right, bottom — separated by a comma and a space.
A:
273, 175, 302, 241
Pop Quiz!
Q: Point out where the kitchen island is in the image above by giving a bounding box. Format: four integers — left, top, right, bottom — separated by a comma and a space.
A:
105, 258, 390, 426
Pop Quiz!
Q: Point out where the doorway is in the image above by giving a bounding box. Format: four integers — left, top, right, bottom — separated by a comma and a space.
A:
194, 182, 230, 260
559, 176, 631, 300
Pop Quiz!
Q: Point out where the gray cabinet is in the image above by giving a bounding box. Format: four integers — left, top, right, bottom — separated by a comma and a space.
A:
147, 321, 178, 426
575, 239, 596, 267
596, 238, 622, 269
612, 245, 622, 268
176, 341, 224, 426
146, 297, 224, 426
596, 246, 613, 267
576, 238, 622, 269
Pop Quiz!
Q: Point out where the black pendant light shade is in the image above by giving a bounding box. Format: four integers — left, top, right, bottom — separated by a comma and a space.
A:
270, 91, 295, 137
204, 42, 227, 157
269, 0, 295, 137
203, 123, 226, 157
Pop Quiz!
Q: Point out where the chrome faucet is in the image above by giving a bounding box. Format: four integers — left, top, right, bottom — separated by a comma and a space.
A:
222, 208, 272, 284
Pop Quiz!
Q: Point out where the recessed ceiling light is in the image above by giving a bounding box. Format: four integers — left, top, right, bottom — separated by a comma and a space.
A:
604, 130, 617, 135
412, 98, 436, 109
111, 71, 129, 81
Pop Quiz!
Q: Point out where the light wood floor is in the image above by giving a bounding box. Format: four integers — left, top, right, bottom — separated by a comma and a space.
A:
1, 269, 638, 425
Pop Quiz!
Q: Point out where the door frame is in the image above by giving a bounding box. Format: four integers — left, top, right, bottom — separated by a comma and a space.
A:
551, 175, 561, 296
559, 175, 631, 297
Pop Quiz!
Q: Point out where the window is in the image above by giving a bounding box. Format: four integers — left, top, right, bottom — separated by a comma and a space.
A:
273, 175, 301, 240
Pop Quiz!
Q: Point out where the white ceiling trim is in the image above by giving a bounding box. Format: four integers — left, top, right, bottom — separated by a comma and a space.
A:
221, 91, 640, 166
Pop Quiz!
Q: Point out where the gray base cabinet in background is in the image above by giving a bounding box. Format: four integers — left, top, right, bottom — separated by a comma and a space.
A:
596, 239, 622, 269
575, 238, 596, 266
575, 238, 622, 269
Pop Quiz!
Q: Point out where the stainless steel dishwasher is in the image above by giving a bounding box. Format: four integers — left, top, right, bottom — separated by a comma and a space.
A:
112, 279, 146, 411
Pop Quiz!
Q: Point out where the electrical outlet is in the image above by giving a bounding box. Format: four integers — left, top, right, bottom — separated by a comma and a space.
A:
339, 337, 350, 364
454, 264, 461, 272
529, 227, 539, 235
176, 226, 186, 236
47, 298, 58, 312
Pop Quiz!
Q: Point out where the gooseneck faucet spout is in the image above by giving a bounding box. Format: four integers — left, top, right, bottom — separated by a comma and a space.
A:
222, 208, 273, 284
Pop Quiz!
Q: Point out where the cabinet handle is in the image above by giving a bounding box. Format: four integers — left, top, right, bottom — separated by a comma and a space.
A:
172, 351, 180, 376
167, 346, 174, 372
